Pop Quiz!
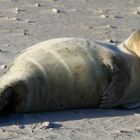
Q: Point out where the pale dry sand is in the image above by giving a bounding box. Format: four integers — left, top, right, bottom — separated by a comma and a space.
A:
0, 0, 140, 139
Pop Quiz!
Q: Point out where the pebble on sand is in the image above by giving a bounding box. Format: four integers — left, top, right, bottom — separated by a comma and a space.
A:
1, 65, 7, 69
35, 3, 41, 7
11, 17, 20, 21
100, 14, 108, 18
105, 39, 117, 43
25, 20, 33, 23
15, 8, 20, 12
40, 122, 51, 129
52, 8, 60, 13
99, 9, 104, 13
107, 25, 112, 28
106, 25, 116, 28
135, 127, 140, 132
133, 10, 140, 15
109, 39, 117, 43
23, 30, 28, 36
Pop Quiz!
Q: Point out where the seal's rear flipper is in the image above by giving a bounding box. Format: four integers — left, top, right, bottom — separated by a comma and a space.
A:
123, 30, 140, 57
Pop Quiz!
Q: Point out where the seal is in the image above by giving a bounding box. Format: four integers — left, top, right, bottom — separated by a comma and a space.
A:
0, 30, 140, 113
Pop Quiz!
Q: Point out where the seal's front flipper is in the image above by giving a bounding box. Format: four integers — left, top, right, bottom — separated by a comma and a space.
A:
0, 81, 27, 114
0, 87, 13, 114
100, 54, 130, 108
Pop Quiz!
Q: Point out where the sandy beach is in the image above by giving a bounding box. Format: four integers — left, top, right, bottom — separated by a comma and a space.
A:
0, 0, 140, 139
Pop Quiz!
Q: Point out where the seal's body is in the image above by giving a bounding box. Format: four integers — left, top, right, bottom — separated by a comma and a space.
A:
0, 31, 140, 113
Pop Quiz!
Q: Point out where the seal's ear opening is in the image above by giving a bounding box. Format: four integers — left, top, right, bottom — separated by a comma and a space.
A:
124, 30, 140, 57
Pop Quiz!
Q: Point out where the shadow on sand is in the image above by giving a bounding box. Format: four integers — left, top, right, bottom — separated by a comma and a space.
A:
0, 107, 140, 128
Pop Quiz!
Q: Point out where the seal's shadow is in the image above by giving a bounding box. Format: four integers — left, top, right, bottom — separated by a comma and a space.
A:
0, 108, 140, 127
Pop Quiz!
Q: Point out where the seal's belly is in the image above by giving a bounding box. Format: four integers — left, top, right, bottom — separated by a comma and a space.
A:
43, 51, 101, 110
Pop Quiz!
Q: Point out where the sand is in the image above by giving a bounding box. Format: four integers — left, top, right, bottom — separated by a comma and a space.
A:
0, 0, 140, 139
